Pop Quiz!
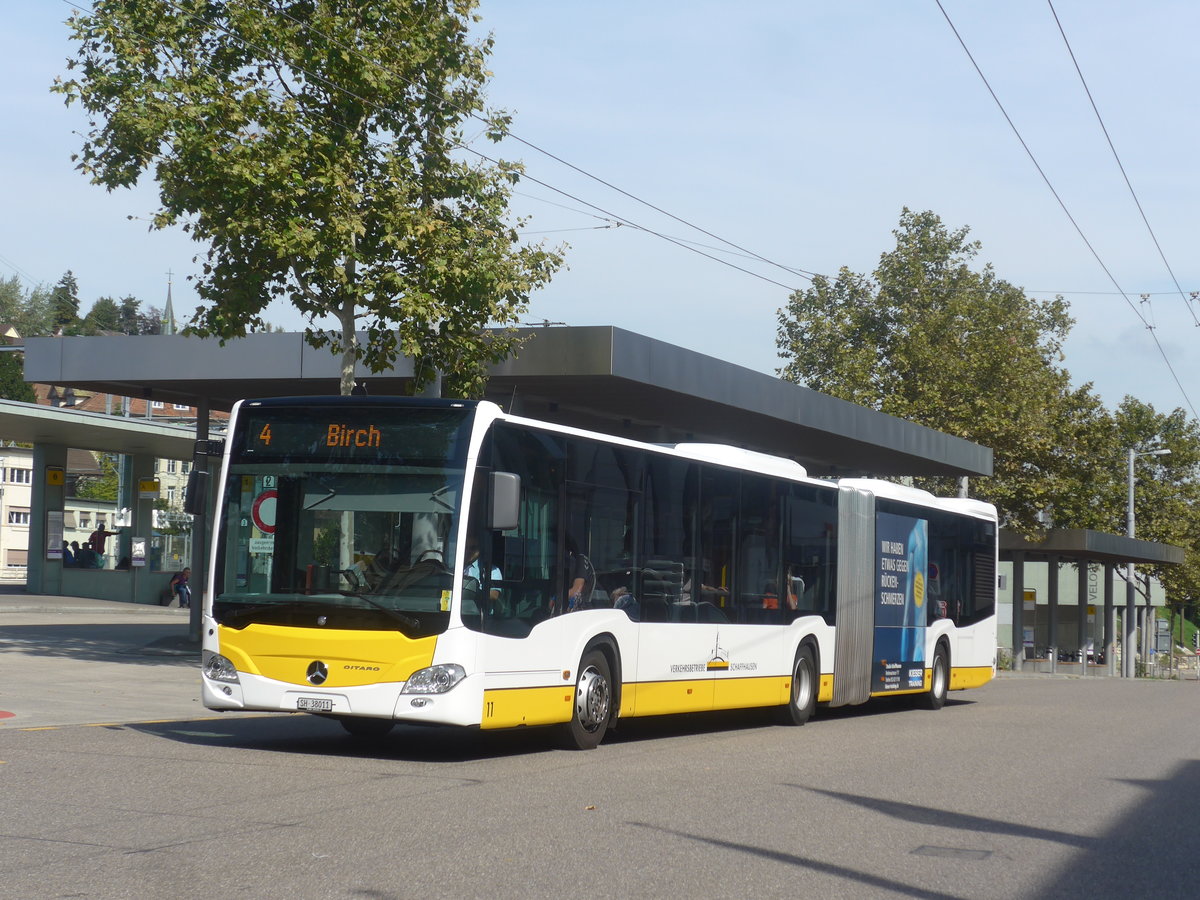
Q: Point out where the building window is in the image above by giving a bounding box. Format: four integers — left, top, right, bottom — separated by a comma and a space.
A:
167, 486, 177, 504
80, 515, 91, 529
152, 401, 164, 410
7, 468, 32, 484
8, 509, 30, 526
173, 403, 191, 411
181, 461, 190, 475
167, 459, 177, 474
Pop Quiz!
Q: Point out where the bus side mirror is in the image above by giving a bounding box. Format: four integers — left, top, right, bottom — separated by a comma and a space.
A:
184, 470, 209, 516
488, 471, 520, 531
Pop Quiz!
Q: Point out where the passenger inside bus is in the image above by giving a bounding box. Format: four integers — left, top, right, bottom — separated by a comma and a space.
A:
465, 535, 502, 610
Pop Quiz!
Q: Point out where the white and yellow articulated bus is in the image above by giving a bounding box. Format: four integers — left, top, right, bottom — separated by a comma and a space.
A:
197, 396, 998, 749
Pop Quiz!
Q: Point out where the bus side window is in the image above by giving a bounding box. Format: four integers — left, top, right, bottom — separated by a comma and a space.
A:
784, 484, 838, 624
638, 456, 697, 622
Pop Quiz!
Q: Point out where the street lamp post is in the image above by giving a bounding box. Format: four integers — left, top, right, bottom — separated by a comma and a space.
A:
1124, 446, 1170, 678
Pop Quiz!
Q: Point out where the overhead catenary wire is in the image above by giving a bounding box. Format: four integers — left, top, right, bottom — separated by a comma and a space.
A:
54, 0, 1200, 419
934, 0, 1198, 420
1046, 0, 1200, 327
64, 0, 805, 294
516, 190, 1200, 301
241, 0, 822, 283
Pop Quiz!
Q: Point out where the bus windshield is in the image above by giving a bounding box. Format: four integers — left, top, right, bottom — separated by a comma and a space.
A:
212, 403, 474, 638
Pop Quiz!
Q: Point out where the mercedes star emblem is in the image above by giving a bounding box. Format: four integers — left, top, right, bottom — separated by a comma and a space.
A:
306, 661, 328, 685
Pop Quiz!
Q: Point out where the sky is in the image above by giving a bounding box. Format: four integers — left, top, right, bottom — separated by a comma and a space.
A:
3, 1, 1199, 420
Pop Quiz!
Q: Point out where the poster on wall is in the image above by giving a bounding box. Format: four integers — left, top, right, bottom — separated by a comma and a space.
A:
872, 511, 928, 692
46, 510, 64, 560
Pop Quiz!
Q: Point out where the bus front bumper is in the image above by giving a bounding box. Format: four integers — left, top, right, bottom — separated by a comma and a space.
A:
201, 668, 485, 727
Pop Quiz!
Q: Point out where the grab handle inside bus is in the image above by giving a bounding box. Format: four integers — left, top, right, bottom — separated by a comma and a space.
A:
489, 471, 521, 531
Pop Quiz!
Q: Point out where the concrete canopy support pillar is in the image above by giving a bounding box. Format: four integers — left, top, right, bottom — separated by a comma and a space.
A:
1047, 556, 1059, 674
29, 442, 68, 596
190, 400, 210, 641
1011, 553, 1025, 668
1077, 562, 1089, 675
1124, 560, 1137, 678
129, 452, 159, 602
1142, 572, 1154, 670
1137, 605, 1148, 674
1103, 563, 1115, 676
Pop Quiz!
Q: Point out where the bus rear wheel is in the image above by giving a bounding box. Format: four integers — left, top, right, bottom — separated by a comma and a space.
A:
922, 645, 949, 710
337, 716, 395, 739
560, 650, 612, 750
777, 644, 817, 726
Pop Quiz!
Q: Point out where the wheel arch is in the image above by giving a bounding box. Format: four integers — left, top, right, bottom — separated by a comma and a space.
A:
580, 632, 622, 722
934, 634, 951, 668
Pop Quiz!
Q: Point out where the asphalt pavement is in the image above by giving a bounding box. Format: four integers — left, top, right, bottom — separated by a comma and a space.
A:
0, 588, 202, 729
4, 587, 1200, 899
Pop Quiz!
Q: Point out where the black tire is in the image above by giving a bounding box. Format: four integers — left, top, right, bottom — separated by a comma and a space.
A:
337, 716, 395, 739
923, 644, 949, 710
777, 644, 818, 726
560, 650, 613, 750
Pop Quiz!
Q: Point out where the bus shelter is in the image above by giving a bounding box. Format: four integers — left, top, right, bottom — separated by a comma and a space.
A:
0, 399, 196, 605
1001, 530, 1184, 676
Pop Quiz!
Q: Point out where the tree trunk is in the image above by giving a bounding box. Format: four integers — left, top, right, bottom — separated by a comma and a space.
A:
338, 294, 356, 396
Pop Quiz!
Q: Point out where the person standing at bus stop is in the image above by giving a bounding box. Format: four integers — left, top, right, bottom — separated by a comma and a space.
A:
170, 567, 192, 609
88, 525, 121, 567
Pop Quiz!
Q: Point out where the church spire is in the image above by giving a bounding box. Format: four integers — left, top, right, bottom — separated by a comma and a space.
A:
162, 270, 177, 335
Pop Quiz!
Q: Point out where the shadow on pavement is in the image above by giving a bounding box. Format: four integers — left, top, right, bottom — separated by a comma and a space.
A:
125, 693, 971, 762
0, 622, 200, 667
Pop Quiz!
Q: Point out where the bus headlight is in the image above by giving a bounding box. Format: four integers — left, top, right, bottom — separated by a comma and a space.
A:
403, 664, 466, 694
203, 652, 241, 684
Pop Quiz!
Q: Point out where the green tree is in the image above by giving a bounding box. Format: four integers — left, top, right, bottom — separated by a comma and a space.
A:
0, 275, 25, 331
777, 209, 1103, 536
50, 271, 81, 333
1107, 399, 1200, 611
0, 351, 35, 402
138, 305, 163, 336
118, 295, 141, 335
1, 275, 55, 337
55, 0, 564, 397
83, 295, 122, 333
74, 452, 119, 502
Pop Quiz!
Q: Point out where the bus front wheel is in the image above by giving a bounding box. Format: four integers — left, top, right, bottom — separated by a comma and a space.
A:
777, 644, 817, 726
923, 645, 949, 710
561, 650, 612, 750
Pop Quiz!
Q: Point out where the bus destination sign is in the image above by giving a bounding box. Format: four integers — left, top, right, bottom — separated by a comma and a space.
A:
243, 416, 387, 456
235, 407, 470, 464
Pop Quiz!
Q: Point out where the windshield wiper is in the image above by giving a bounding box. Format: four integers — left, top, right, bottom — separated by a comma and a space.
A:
304, 488, 338, 511
428, 485, 454, 512
335, 591, 421, 631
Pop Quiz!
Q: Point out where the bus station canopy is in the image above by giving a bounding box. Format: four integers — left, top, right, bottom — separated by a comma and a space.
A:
0, 398, 196, 460
23, 325, 992, 478
1001, 528, 1185, 567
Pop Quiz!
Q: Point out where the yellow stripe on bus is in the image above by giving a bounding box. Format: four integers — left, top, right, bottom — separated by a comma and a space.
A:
818, 674, 834, 703
625, 679, 715, 717
713, 675, 791, 711
950, 666, 994, 690
480, 665, 990, 730
481, 686, 574, 729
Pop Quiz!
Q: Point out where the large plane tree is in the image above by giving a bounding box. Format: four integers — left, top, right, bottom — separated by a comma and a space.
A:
777, 209, 1112, 537
54, 0, 563, 396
